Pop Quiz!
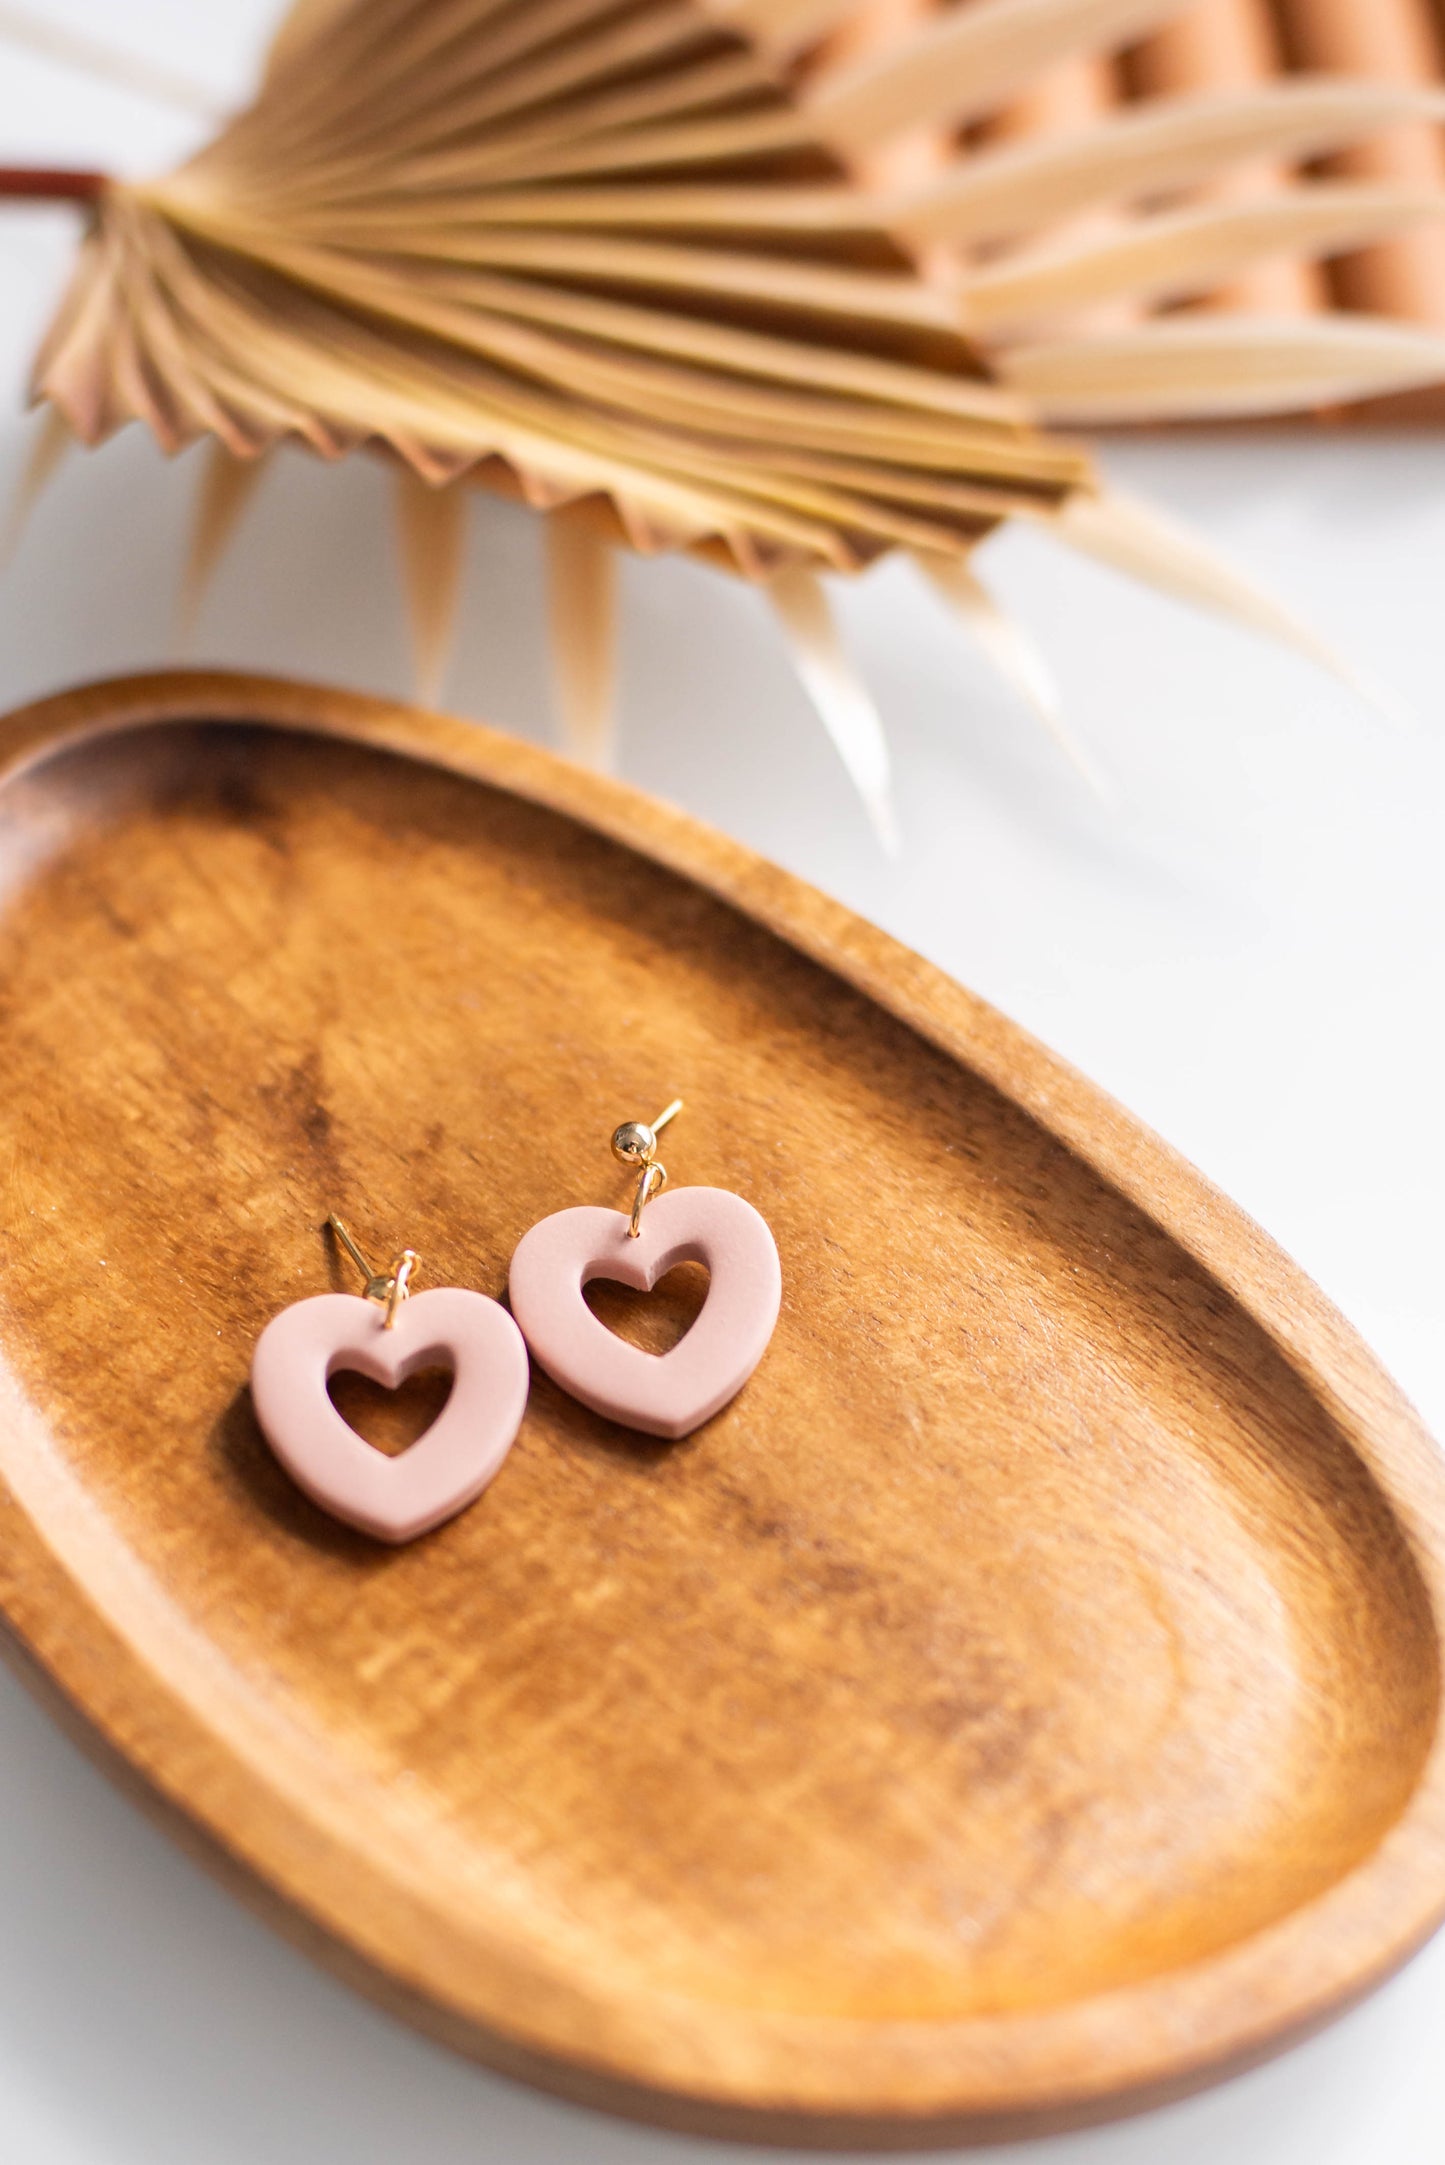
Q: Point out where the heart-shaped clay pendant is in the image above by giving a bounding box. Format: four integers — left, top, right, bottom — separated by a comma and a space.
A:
508, 1185, 781, 1439
250, 1287, 528, 1543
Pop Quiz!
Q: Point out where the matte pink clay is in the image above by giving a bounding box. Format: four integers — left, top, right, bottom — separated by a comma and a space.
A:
508, 1185, 781, 1438
251, 1287, 528, 1543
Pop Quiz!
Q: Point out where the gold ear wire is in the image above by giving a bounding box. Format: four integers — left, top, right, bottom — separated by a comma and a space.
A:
326, 1213, 420, 1328
609, 1098, 682, 1237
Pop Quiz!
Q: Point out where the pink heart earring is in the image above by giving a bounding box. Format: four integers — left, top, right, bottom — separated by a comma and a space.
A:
251, 1214, 529, 1544
509, 1100, 781, 1440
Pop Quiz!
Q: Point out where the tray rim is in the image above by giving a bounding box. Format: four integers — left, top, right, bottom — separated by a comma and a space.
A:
0, 665, 1441, 2149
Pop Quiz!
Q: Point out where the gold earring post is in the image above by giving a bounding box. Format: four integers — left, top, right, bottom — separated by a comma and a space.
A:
327, 1213, 374, 1283
651, 1097, 683, 1137
609, 1098, 683, 1237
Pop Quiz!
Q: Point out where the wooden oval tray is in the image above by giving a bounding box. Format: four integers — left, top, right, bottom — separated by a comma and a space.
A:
0, 670, 1442, 2149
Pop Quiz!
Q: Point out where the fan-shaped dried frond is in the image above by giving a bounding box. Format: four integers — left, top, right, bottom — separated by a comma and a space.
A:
31, 0, 1445, 590
15, 0, 1445, 820
33, 0, 1093, 585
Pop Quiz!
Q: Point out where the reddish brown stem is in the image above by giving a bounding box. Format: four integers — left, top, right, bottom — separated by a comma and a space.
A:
0, 166, 105, 203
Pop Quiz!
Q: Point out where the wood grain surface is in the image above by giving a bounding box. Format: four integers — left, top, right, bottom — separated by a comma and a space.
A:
0, 670, 1441, 2148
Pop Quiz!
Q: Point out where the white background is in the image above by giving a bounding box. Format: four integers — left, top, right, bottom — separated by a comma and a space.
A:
1, 5, 1444, 2159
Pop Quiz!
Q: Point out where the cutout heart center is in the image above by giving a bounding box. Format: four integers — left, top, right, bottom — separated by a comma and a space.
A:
326, 1365, 454, 1457
582, 1262, 710, 1358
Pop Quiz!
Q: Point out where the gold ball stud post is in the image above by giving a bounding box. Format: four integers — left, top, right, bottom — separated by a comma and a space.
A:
611, 1120, 657, 1167
609, 1099, 683, 1236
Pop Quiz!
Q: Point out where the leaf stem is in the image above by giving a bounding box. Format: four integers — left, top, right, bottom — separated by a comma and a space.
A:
0, 166, 105, 203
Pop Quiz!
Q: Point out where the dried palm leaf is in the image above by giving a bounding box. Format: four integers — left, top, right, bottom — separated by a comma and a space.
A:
889, 77, 1445, 246
395, 464, 469, 705
768, 560, 898, 847
8, 0, 1445, 831
999, 312, 1445, 418
961, 184, 1445, 331
0, 405, 69, 566
546, 509, 621, 768
176, 442, 270, 640
914, 549, 1109, 795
